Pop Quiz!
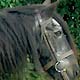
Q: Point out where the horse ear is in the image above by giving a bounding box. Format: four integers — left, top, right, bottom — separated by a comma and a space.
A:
43, 0, 59, 8
43, 0, 51, 5
50, 0, 59, 10
41, 0, 60, 18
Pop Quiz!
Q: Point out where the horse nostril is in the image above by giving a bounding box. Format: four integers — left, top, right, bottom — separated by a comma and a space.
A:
76, 71, 78, 76
76, 71, 79, 76
74, 71, 79, 77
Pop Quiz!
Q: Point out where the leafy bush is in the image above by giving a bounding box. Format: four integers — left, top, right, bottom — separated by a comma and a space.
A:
0, 59, 50, 80
57, 0, 80, 49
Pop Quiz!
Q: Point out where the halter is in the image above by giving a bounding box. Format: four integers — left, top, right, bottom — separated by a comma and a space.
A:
35, 12, 79, 80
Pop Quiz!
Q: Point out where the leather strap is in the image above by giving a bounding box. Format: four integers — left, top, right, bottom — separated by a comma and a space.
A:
57, 50, 73, 61
43, 60, 56, 71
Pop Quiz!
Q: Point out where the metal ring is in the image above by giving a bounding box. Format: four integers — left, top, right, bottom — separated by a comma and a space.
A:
55, 61, 66, 72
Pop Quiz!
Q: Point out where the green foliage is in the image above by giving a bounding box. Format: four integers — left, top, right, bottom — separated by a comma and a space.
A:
0, 0, 43, 8
57, 0, 80, 49
0, 57, 50, 80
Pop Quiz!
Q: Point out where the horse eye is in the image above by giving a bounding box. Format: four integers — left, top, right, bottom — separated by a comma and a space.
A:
54, 31, 62, 37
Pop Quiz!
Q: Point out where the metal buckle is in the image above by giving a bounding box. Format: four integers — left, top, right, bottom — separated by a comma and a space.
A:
55, 61, 70, 80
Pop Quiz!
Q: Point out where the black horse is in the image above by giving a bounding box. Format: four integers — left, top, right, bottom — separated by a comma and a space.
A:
0, 0, 79, 80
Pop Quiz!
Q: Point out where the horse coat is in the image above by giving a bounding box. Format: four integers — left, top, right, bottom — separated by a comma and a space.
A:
0, 2, 79, 80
